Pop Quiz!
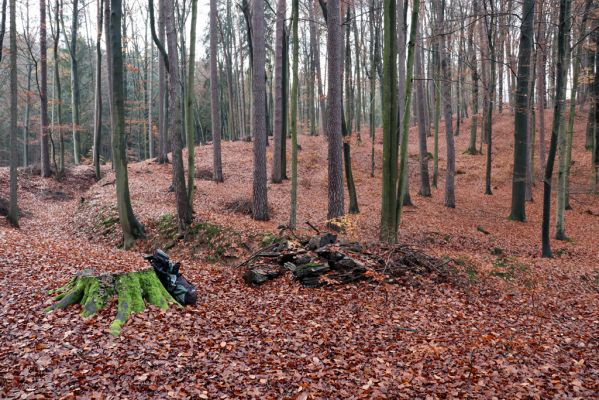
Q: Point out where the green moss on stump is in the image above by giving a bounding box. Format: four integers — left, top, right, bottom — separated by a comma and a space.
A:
46, 268, 178, 336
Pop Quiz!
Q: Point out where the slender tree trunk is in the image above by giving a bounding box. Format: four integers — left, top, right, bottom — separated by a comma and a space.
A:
565, 0, 593, 208
147, 37, 154, 159
436, 0, 455, 208
289, 0, 299, 227
70, 0, 81, 165
156, 0, 169, 163
536, 0, 546, 172
110, 0, 145, 248
466, 0, 479, 155
415, 22, 431, 197
380, 0, 398, 241
185, 0, 198, 203
208, 0, 223, 181
542, 0, 571, 257
396, 0, 420, 225
251, 0, 269, 220
0, 0, 6, 65
315, 16, 326, 136
8, 0, 18, 225
165, 0, 193, 229
352, 5, 362, 140
54, 0, 65, 175
592, 25, 599, 192
93, 0, 104, 180
40, 0, 51, 177
369, 0, 376, 177
510, 0, 534, 221
22, 64, 31, 167
271, 0, 285, 183
326, 0, 344, 220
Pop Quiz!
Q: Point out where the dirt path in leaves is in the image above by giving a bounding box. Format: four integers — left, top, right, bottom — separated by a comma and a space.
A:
1, 111, 598, 398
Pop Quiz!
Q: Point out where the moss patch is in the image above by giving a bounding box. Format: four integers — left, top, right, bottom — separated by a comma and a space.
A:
47, 268, 177, 336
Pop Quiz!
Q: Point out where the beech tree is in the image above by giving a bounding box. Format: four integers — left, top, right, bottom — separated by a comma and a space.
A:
110, 0, 145, 248
326, 0, 344, 220
69, 0, 81, 165
289, 0, 298, 228
271, 0, 286, 184
40, 0, 51, 177
7, 0, 18, 225
92, 0, 103, 180
380, 0, 398, 242
251, 0, 268, 221
210, 0, 223, 181
510, 0, 534, 222
542, 0, 571, 257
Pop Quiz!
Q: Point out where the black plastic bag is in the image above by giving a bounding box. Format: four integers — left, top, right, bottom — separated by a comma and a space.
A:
144, 249, 198, 306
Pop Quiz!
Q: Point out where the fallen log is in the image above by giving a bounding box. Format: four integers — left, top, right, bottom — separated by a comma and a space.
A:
46, 268, 178, 335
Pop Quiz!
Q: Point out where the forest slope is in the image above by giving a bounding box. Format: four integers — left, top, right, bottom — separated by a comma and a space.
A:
0, 111, 598, 398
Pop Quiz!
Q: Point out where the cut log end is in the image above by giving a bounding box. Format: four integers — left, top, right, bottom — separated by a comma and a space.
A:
46, 268, 177, 336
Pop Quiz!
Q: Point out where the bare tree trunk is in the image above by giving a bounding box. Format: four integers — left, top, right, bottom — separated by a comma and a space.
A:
542, 0, 570, 257
40, 0, 51, 177
415, 22, 430, 197
396, 0, 420, 226
93, 0, 104, 180
185, 0, 198, 203
271, 0, 285, 183
435, 0, 455, 208
0, 0, 6, 64
466, 0, 479, 155
157, 0, 169, 163
8, 0, 18, 225
70, 0, 81, 165
510, 0, 534, 221
251, 0, 269, 220
325, 0, 344, 220
536, 0, 546, 172
209, 0, 223, 181
289, 0, 299, 227
380, 0, 398, 241
22, 64, 31, 166
165, 0, 193, 229
110, 0, 145, 248
53, 0, 65, 175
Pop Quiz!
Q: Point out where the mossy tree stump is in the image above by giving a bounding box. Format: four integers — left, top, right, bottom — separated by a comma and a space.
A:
46, 268, 178, 335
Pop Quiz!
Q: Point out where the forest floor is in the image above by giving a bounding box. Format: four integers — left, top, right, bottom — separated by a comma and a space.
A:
1, 111, 598, 399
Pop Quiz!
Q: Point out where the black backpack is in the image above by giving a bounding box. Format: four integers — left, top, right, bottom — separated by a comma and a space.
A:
145, 249, 198, 306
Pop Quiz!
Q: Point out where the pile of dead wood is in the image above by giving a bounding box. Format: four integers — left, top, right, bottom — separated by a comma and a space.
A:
241, 233, 453, 288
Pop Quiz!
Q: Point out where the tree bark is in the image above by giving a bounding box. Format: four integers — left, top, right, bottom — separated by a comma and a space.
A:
251, 0, 269, 220
185, 0, 198, 203
271, 0, 285, 183
93, 0, 104, 181
40, 0, 51, 177
542, 0, 570, 257
536, 0, 546, 172
8, 0, 18, 226
70, 0, 81, 165
415, 22, 430, 197
380, 0, 398, 242
326, 0, 344, 220
436, 0, 455, 208
396, 0, 420, 225
165, 0, 193, 229
110, 0, 145, 248
209, 0, 223, 181
466, 0, 479, 155
289, 0, 299, 227
510, 0, 534, 221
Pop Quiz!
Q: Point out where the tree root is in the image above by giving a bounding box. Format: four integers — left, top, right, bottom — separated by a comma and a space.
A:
46, 268, 178, 335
